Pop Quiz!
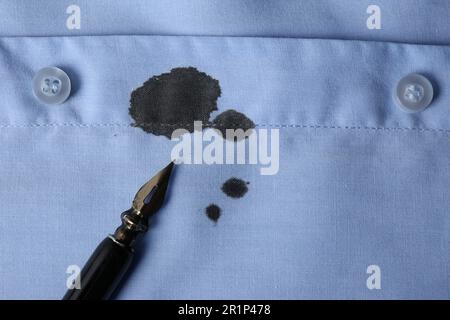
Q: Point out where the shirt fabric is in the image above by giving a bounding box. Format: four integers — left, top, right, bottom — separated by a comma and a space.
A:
0, 0, 449, 299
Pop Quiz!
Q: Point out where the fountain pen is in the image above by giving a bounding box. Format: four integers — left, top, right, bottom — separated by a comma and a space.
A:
63, 161, 175, 300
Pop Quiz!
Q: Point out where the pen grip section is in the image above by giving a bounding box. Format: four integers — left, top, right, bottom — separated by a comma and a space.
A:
62, 236, 133, 300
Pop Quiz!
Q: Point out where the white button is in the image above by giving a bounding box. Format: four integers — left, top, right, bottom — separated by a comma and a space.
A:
33, 67, 71, 105
395, 73, 433, 113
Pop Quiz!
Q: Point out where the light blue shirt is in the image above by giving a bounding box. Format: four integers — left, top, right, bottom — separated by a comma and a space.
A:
0, 0, 449, 299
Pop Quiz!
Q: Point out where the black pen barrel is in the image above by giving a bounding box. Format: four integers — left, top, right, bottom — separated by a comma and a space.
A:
62, 236, 134, 300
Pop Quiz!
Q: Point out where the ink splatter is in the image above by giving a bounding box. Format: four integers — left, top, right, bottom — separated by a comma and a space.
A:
205, 204, 221, 222
129, 67, 221, 138
221, 178, 249, 198
212, 109, 255, 141
128, 67, 254, 224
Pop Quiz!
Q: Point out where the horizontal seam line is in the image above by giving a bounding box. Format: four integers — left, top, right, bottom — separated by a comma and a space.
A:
0, 34, 448, 47
0, 123, 450, 133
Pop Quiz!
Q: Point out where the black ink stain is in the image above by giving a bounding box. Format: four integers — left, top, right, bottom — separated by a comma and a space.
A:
128, 67, 255, 223
221, 178, 249, 199
205, 204, 221, 222
212, 109, 255, 141
129, 67, 221, 138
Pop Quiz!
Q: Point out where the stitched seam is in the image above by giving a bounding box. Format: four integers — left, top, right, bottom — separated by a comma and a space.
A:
1, 122, 450, 133
1, 34, 449, 47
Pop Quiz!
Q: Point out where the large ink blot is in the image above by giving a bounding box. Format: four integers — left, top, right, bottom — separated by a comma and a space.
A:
221, 178, 249, 198
205, 204, 221, 223
212, 109, 255, 141
129, 67, 221, 138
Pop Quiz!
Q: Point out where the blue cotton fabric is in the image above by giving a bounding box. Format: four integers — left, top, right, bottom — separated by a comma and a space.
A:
0, 0, 450, 299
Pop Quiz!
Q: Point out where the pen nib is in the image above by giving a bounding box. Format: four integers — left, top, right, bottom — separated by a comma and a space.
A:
132, 161, 175, 218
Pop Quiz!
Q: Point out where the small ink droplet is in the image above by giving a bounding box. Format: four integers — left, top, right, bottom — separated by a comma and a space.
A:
221, 178, 249, 198
212, 109, 255, 141
206, 204, 221, 222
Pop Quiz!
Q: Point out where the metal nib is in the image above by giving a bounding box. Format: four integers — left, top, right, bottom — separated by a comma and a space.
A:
132, 161, 175, 218
112, 161, 175, 247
